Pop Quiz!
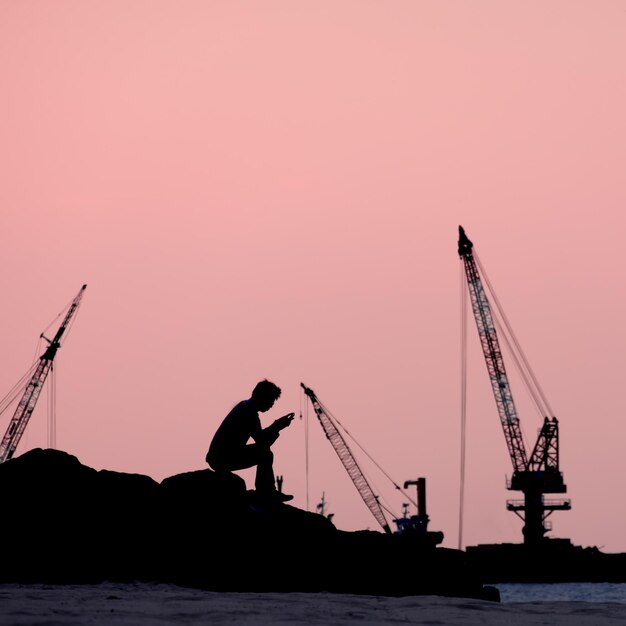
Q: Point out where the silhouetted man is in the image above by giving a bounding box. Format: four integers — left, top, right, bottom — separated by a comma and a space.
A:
206, 379, 295, 503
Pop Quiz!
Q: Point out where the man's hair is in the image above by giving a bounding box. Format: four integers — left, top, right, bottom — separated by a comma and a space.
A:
251, 379, 282, 403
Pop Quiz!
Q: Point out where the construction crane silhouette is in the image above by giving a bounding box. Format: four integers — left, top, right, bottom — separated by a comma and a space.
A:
300, 383, 443, 544
458, 226, 570, 545
300, 382, 392, 534
0, 284, 87, 464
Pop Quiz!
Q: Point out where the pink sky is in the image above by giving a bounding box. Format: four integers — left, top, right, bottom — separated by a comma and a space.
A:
1, 1, 625, 552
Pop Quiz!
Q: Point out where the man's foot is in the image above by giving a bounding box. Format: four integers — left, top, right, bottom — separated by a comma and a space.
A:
273, 492, 294, 503
256, 489, 294, 503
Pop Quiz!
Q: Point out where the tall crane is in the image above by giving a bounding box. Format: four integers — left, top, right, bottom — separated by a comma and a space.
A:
300, 383, 392, 534
0, 284, 87, 464
457, 227, 570, 545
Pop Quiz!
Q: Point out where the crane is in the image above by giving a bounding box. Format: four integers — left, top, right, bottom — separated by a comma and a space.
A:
0, 284, 87, 464
300, 383, 444, 544
458, 227, 570, 545
300, 382, 392, 534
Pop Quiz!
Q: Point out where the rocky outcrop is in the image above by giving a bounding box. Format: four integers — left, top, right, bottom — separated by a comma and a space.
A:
0, 448, 498, 601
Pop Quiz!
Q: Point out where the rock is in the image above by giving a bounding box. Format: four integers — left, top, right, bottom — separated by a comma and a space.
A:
0, 448, 497, 600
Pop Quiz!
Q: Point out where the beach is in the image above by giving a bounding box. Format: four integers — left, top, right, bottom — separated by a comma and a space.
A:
1, 583, 626, 626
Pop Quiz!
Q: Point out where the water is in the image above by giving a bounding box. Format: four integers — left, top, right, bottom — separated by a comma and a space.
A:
494, 582, 626, 603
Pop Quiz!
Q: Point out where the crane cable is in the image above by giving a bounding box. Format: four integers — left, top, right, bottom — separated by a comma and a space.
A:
44, 291, 85, 451
47, 363, 56, 449
459, 263, 468, 550
0, 361, 39, 418
40, 290, 81, 337
475, 253, 554, 419
309, 391, 419, 514
301, 391, 310, 511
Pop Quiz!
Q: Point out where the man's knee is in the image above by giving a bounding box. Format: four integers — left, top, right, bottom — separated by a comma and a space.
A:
207, 451, 229, 472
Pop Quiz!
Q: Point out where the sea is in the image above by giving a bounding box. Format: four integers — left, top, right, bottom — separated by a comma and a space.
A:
495, 582, 626, 603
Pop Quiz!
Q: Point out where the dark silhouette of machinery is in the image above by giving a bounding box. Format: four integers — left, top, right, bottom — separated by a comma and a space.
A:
301, 382, 443, 544
458, 226, 570, 545
0, 285, 87, 464
395, 478, 430, 535
300, 382, 392, 533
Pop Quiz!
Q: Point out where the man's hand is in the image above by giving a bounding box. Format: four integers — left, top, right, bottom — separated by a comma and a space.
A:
261, 413, 295, 444
273, 412, 295, 431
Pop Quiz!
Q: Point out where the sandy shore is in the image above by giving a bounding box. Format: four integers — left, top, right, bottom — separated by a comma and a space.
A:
1, 582, 626, 625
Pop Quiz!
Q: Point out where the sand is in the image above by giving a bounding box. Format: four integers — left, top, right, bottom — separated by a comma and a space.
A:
1, 582, 626, 625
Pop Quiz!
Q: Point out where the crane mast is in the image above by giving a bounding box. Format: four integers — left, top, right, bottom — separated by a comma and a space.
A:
458, 227, 570, 545
300, 383, 391, 534
0, 284, 87, 464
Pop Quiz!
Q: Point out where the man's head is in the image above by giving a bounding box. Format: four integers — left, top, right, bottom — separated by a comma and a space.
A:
251, 379, 281, 412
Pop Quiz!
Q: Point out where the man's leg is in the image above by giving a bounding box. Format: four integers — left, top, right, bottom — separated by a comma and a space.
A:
253, 446, 275, 493
208, 444, 262, 473
255, 447, 293, 501
209, 444, 292, 501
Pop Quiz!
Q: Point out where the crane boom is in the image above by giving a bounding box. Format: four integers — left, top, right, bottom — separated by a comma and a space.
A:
458, 227, 569, 545
301, 383, 391, 534
458, 227, 528, 472
0, 284, 87, 464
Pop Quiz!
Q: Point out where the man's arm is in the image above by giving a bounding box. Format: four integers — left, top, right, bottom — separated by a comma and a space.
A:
257, 413, 295, 445
272, 413, 295, 431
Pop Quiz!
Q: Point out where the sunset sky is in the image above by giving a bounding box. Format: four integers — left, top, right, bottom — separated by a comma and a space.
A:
2, 1, 625, 552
